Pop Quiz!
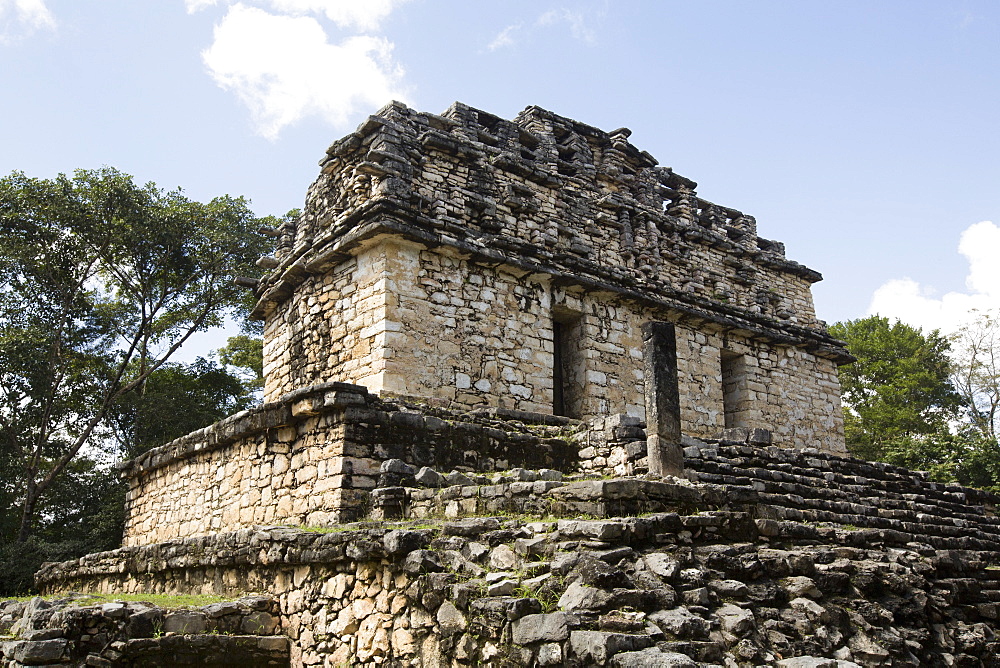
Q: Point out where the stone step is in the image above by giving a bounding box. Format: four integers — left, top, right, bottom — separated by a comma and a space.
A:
696, 449, 986, 509
2, 634, 289, 668
694, 459, 989, 515
763, 505, 1000, 551
751, 490, 1000, 537
120, 634, 289, 666
657, 639, 727, 664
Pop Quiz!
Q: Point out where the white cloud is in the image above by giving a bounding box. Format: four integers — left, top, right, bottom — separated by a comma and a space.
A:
537, 8, 596, 44
868, 221, 1000, 335
485, 6, 601, 52
185, 0, 221, 12
487, 23, 521, 51
185, 0, 404, 30
201, 3, 406, 139
262, 0, 402, 31
0, 0, 55, 43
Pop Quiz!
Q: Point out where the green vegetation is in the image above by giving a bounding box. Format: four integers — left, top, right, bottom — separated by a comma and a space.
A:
291, 524, 365, 534
4, 592, 234, 608
514, 580, 561, 612
832, 313, 1000, 492
830, 316, 960, 460
0, 167, 286, 595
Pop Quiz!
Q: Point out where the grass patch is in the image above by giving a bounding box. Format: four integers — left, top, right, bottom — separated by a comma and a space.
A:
4, 592, 236, 609
291, 524, 359, 534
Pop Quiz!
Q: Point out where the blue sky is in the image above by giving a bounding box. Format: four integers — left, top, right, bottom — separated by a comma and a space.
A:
3, 0, 999, 357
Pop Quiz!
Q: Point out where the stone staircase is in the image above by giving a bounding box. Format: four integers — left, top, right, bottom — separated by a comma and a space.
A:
685, 442, 1000, 552
31, 437, 1000, 666
0, 595, 288, 667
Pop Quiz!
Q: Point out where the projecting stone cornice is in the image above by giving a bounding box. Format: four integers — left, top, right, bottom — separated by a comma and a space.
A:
249, 197, 852, 364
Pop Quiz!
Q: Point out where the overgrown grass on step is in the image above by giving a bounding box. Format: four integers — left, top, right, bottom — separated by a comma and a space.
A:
5, 592, 237, 608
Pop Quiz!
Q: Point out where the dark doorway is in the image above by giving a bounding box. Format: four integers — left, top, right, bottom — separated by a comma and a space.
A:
552, 310, 583, 418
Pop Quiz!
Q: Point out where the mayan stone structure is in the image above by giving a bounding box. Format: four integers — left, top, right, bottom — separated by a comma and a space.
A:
26, 104, 1000, 668
255, 101, 849, 447
117, 102, 856, 545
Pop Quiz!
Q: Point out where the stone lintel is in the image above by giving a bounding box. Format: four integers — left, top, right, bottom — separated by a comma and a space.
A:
251, 206, 852, 364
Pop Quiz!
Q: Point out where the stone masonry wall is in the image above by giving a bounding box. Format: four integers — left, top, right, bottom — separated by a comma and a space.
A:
270, 103, 831, 339
252, 101, 851, 453
262, 247, 385, 401
1, 595, 287, 667
260, 237, 844, 452
37, 443, 1000, 667
120, 383, 576, 547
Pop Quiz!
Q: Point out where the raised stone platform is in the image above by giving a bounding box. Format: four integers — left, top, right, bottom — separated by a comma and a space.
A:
120, 383, 576, 546
36, 445, 1000, 667
0, 595, 287, 667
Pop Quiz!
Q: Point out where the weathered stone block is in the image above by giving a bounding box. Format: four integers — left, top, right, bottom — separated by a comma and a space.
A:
570, 631, 655, 665
162, 611, 207, 634
512, 613, 573, 645
12, 639, 68, 664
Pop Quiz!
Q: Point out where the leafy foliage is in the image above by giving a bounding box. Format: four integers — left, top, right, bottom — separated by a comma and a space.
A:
0, 167, 270, 552
218, 335, 264, 393
833, 315, 1000, 492
830, 316, 960, 460
0, 457, 125, 595
107, 358, 257, 460
950, 311, 1000, 443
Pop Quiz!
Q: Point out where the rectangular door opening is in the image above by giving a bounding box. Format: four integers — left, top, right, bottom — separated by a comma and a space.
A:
552, 310, 583, 418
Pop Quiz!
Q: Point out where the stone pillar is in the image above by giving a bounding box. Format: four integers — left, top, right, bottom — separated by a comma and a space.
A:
642, 321, 684, 477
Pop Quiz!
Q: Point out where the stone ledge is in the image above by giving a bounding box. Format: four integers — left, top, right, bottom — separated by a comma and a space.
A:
255, 212, 853, 363
116, 382, 370, 478
254, 102, 850, 365
0, 595, 286, 668
117, 382, 579, 480
31, 512, 1000, 666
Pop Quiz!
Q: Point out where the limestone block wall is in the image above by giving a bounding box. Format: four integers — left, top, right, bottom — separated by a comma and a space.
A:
262, 236, 844, 452
253, 101, 851, 453
37, 446, 1000, 667
120, 383, 577, 547
387, 246, 553, 413
122, 385, 370, 546
263, 251, 384, 401
274, 102, 830, 337
0, 595, 288, 667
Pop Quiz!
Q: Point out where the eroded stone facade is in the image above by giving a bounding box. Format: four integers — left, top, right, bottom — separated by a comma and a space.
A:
255, 101, 849, 453
40, 444, 1000, 667
118, 102, 853, 550
120, 384, 576, 546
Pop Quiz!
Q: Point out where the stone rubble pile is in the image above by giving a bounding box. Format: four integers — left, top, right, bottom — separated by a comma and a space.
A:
0, 594, 286, 667
367, 431, 1000, 555
35, 459, 1000, 666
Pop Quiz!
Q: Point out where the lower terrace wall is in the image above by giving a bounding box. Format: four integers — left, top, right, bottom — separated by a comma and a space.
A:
262, 237, 846, 453
123, 378, 854, 548
120, 383, 576, 547
0, 595, 288, 667
38, 443, 1000, 667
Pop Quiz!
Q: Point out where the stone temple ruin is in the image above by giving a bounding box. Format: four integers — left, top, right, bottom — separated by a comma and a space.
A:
19, 104, 1000, 667
258, 100, 850, 447
119, 101, 853, 544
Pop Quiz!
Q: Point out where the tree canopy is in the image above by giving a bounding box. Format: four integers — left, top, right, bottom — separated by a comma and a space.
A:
832, 314, 1000, 492
830, 316, 961, 460
0, 167, 270, 552
950, 311, 1000, 443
